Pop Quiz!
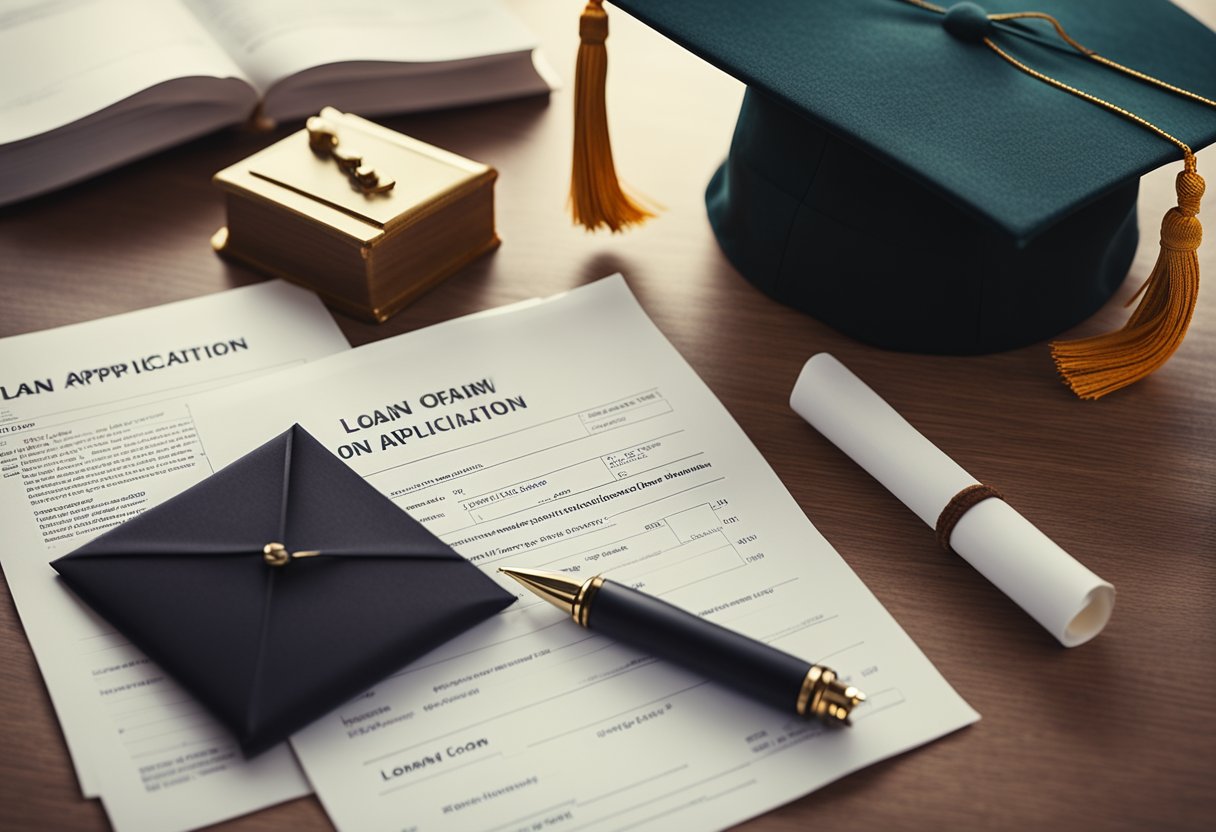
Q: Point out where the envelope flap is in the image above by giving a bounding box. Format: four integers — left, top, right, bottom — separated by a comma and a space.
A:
283, 425, 462, 560
246, 557, 512, 751
59, 430, 291, 559
53, 542, 272, 734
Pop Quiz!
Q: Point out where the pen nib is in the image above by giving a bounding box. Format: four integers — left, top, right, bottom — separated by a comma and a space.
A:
499, 567, 582, 616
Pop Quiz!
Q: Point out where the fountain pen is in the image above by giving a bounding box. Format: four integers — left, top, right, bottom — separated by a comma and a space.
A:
499, 567, 865, 725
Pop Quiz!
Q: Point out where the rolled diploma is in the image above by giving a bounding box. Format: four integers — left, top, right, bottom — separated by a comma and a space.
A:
790, 353, 1114, 647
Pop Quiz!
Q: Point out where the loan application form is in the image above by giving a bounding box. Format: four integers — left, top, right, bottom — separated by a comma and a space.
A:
188, 276, 978, 832
0, 281, 348, 831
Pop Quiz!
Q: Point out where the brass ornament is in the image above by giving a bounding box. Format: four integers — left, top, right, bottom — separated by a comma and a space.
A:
262, 541, 322, 567
306, 115, 396, 195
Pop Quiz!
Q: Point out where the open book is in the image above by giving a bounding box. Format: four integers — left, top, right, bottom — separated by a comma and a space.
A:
0, 0, 555, 207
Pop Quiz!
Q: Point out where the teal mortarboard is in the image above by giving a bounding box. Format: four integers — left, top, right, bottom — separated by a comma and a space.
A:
568, 0, 1216, 398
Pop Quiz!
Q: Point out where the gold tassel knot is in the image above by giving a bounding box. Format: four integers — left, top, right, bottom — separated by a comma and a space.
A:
1052, 162, 1204, 399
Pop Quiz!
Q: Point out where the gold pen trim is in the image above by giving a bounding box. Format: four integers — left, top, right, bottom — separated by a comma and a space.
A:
572, 575, 606, 627
796, 664, 866, 725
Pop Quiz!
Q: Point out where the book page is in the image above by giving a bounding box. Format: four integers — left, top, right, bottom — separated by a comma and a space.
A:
0, 282, 349, 830
188, 276, 978, 832
0, 0, 249, 145
183, 0, 540, 93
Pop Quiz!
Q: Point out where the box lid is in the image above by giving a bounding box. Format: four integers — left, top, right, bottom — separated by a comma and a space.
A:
213, 108, 492, 244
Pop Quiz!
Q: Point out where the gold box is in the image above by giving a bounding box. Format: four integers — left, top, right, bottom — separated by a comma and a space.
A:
212, 108, 499, 322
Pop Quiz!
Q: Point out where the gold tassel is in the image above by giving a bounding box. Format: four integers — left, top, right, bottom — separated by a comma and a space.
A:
1052, 160, 1204, 399
569, 0, 654, 232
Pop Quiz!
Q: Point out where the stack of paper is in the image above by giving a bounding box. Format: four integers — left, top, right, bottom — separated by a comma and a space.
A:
1, 276, 977, 831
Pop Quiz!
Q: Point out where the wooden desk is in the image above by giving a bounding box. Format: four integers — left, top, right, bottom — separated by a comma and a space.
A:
1, 3, 1212, 830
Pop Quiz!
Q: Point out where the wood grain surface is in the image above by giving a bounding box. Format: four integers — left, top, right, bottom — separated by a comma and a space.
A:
1, 2, 1212, 831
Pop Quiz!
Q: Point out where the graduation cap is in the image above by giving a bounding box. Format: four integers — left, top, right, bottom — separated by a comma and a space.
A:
569, 0, 1216, 398
52, 425, 513, 756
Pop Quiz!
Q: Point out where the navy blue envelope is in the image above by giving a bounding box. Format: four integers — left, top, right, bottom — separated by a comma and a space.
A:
52, 424, 513, 756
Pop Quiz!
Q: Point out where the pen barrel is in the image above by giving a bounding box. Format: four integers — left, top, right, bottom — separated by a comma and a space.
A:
587, 580, 809, 715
